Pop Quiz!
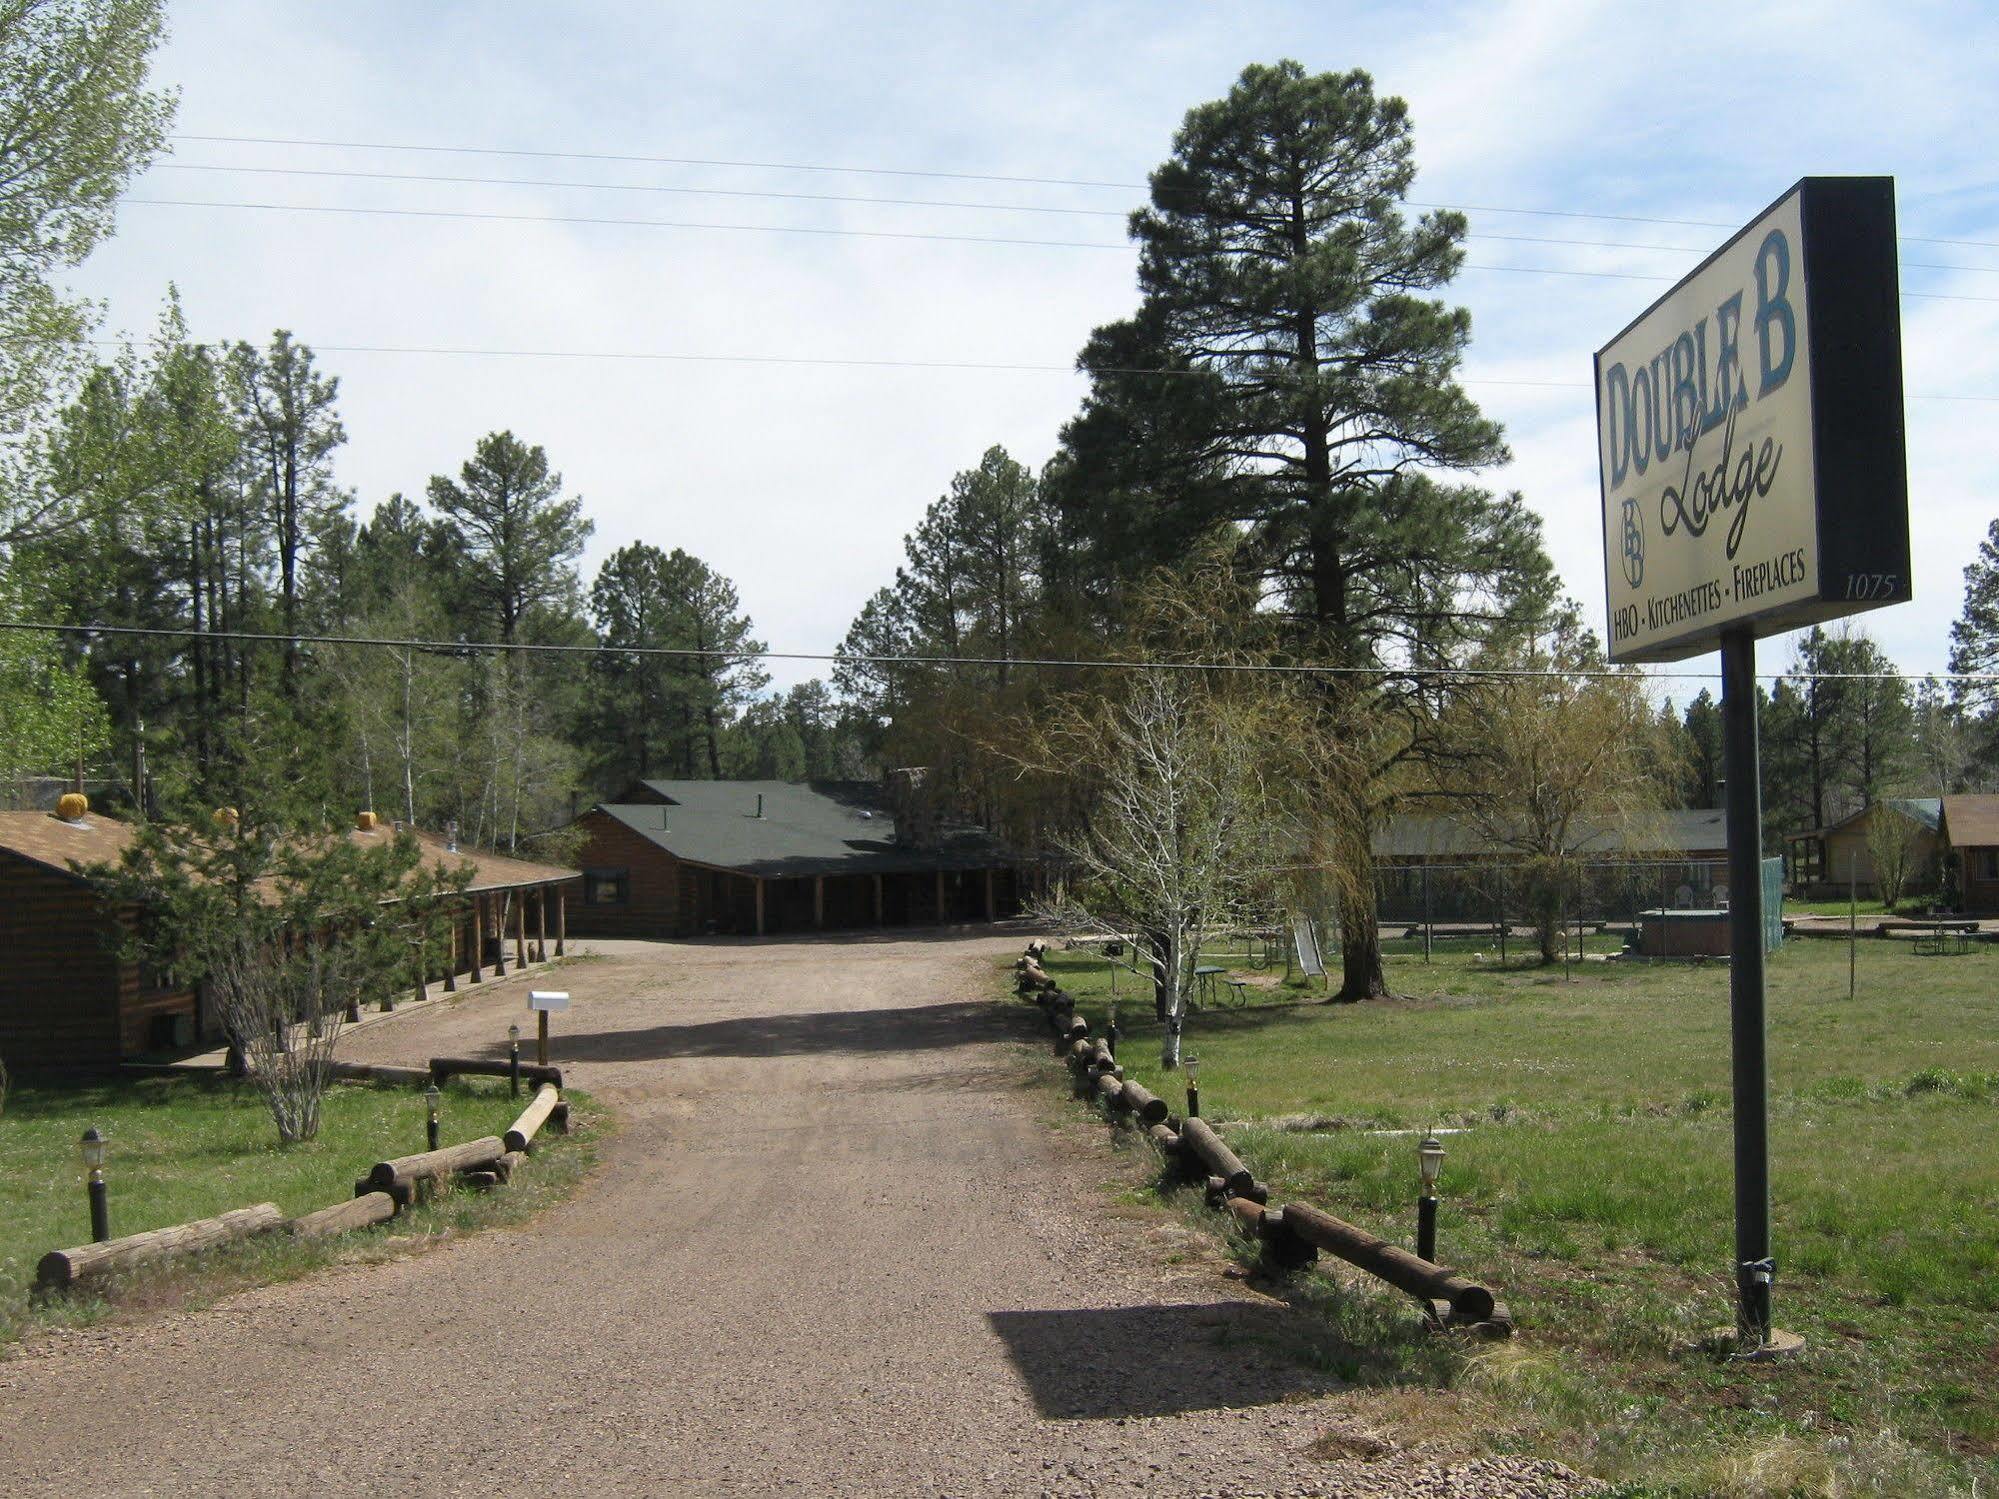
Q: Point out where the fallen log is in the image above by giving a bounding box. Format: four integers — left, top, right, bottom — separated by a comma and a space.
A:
367, 1135, 506, 1193
38, 1203, 285, 1289
1054, 1017, 1088, 1049
291, 1191, 397, 1239
1281, 1201, 1496, 1321
323, 1060, 432, 1087
1255, 1206, 1320, 1270
1093, 1071, 1127, 1109
1067, 1037, 1095, 1067
1147, 1122, 1181, 1156
1118, 1079, 1169, 1126
504, 1083, 561, 1153
1179, 1117, 1255, 1198
430, 1057, 563, 1089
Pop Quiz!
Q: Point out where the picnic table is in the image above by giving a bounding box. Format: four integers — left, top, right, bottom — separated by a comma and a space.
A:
1908, 919, 1979, 956
1192, 964, 1226, 1006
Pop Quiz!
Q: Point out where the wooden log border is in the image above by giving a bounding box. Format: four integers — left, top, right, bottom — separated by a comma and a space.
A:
1014, 940, 1508, 1336
36, 1072, 575, 1293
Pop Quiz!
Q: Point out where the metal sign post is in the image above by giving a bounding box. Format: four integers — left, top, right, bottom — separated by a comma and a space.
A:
1720, 629, 1773, 1344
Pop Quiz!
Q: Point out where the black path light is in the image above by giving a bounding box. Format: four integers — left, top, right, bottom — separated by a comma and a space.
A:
1416, 1132, 1445, 1264
507, 1024, 522, 1098
1105, 1001, 1119, 1060
1183, 1056, 1200, 1119
425, 1082, 442, 1151
80, 1128, 110, 1242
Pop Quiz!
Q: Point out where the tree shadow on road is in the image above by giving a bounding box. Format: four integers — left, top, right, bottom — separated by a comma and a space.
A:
546, 1000, 1021, 1062
985, 1301, 1348, 1419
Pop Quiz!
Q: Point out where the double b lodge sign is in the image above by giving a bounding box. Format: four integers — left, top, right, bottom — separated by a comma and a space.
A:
1596, 177, 1909, 663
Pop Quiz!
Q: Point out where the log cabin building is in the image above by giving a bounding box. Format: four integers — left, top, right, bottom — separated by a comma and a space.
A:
0, 804, 577, 1073
565, 776, 1019, 938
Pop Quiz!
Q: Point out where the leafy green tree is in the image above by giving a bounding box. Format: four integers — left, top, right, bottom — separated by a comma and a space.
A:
1051, 61, 1554, 998
427, 431, 591, 645
0, 0, 173, 534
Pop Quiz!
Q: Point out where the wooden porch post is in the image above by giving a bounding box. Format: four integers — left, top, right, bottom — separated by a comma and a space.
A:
984, 867, 995, 922
873, 873, 884, 927
814, 875, 825, 929
754, 877, 766, 937
443, 916, 458, 992
471, 895, 485, 982
935, 869, 946, 925
556, 886, 567, 956
413, 939, 426, 1004
515, 889, 527, 967
493, 893, 507, 977
535, 887, 548, 962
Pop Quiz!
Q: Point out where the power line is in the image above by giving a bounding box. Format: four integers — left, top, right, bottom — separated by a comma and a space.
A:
77, 337, 1999, 402
150, 164, 1999, 273
154, 160, 1136, 219
0, 619, 1984, 686
165, 132, 1999, 252
123, 196, 1131, 251
119, 197, 1999, 302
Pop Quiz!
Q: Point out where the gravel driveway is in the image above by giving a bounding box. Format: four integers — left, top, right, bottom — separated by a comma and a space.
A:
0, 932, 1592, 1496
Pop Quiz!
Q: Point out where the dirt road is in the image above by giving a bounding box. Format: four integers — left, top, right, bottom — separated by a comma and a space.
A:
0, 934, 1588, 1496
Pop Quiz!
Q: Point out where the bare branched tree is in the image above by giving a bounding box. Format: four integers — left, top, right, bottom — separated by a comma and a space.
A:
207, 939, 354, 1145
1032, 672, 1269, 1067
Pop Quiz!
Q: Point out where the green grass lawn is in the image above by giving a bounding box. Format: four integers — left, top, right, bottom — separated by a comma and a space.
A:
1028, 936, 1999, 1496
0, 1071, 594, 1345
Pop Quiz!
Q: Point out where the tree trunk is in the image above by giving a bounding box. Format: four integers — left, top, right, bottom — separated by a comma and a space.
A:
1335, 885, 1387, 1001
1159, 931, 1185, 1067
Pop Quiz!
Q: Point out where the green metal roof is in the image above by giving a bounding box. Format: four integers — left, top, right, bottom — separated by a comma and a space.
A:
594, 780, 1011, 879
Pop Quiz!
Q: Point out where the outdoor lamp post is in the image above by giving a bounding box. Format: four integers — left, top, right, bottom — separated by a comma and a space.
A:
80, 1127, 110, 1242
1184, 1056, 1200, 1119
1106, 1001, 1119, 1060
425, 1083, 442, 1151
508, 1024, 522, 1098
1416, 1133, 1445, 1264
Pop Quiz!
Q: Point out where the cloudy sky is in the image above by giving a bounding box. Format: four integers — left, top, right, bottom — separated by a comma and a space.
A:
66, 0, 1999, 694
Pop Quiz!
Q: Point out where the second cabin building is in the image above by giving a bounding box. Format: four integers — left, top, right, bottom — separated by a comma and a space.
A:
566, 775, 1019, 938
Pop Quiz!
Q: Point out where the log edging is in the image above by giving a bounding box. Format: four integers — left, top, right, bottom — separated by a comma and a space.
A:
1014, 939, 1506, 1334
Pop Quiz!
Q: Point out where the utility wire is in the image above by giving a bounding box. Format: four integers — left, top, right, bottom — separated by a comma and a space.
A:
118, 197, 1999, 303
165, 132, 1999, 252
76, 337, 1999, 402
0, 619, 1985, 686
144, 164, 1999, 273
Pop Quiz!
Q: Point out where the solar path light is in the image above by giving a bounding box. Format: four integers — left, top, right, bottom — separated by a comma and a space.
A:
1183, 1056, 1200, 1119
425, 1083, 442, 1151
1416, 1133, 1445, 1263
508, 1023, 521, 1098
80, 1128, 110, 1242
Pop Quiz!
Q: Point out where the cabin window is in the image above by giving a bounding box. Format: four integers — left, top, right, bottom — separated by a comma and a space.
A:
585, 868, 629, 905
1979, 849, 1999, 882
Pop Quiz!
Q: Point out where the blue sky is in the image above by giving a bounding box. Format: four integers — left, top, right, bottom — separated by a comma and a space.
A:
66, 0, 1999, 694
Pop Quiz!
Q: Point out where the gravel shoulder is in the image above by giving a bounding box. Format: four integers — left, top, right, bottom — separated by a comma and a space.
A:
0, 932, 1593, 1496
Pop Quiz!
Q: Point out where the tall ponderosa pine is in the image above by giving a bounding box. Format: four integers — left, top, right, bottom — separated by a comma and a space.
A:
1053, 61, 1554, 998
427, 431, 591, 645
584, 543, 768, 785
230, 331, 347, 696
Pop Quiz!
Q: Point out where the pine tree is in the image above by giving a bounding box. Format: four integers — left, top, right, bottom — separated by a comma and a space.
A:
1050, 61, 1555, 998
426, 431, 591, 645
